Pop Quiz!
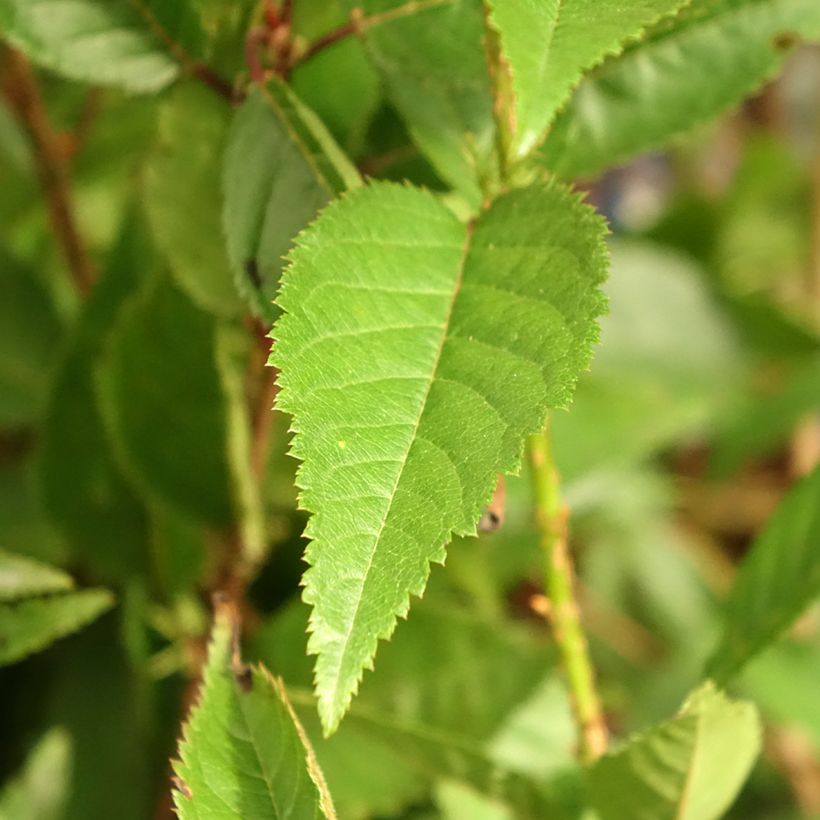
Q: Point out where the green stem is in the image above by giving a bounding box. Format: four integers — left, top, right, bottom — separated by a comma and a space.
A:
528, 419, 607, 763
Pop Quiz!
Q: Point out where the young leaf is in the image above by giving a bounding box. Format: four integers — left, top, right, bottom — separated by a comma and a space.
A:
173, 602, 336, 819
485, 0, 690, 157
0, 587, 114, 665
144, 83, 244, 318
0, 549, 71, 601
223, 80, 360, 322
344, 0, 495, 204
96, 273, 236, 527
273, 180, 608, 732
0, 728, 71, 820
539, 0, 820, 178
0, 0, 204, 93
706, 465, 820, 682
588, 682, 761, 820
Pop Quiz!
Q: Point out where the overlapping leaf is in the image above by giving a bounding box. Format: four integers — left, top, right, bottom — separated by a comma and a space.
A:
539, 0, 820, 178
707, 465, 820, 682
0, 0, 204, 92
273, 180, 608, 732
486, 0, 690, 157
223, 79, 359, 322
588, 682, 760, 820
173, 603, 336, 820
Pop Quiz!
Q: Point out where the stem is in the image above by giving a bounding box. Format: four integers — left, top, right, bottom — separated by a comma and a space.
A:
528, 420, 607, 763
1, 49, 95, 296
292, 0, 447, 69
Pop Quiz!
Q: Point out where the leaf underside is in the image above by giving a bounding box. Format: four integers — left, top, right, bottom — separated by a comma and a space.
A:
273, 180, 608, 733
589, 682, 761, 820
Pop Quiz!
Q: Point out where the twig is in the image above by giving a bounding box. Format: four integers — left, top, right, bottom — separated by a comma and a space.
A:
1, 49, 94, 296
528, 420, 608, 763
292, 0, 448, 69
129, 0, 235, 102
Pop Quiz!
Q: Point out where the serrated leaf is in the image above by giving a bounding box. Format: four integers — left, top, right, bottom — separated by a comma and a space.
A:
588, 682, 761, 820
0, 587, 113, 665
0, 728, 71, 820
706, 465, 820, 682
485, 0, 690, 157
0, 0, 204, 93
273, 179, 608, 733
173, 603, 336, 819
539, 0, 820, 178
96, 272, 235, 527
144, 83, 243, 318
223, 80, 360, 322
0, 549, 72, 601
344, 0, 495, 204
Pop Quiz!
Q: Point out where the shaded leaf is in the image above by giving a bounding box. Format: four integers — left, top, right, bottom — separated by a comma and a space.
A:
0, 249, 63, 427
0, 549, 71, 601
588, 681, 761, 820
707, 465, 820, 682
173, 602, 336, 819
97, 272, 236, 527
539, 0, 820, 178
144, 83, 243, 318
345, 0, 495, 204
0, 587, 114, 665
0, 728, 71, 820
273, 179, 605, 732
0, 0, 204, 93
486, 0, 689, 157
223, 80, 359, 322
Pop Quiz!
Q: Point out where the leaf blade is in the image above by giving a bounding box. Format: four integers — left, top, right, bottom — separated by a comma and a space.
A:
273, 180, 608, 732
173, 603, 336, 819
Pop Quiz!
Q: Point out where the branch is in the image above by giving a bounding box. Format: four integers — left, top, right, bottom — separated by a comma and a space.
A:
528, 420, 608, 763
1, 49, 94, 296
292, 0, 448, 69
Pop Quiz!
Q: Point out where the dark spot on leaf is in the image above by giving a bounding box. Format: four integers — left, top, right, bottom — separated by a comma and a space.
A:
772, 32, 800, 51
234, 663, 253, 693
245, 258, 263, 289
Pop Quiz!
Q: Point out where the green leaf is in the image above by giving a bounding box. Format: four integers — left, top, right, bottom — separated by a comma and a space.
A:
96, 272, 236, 527
0, 249, 64, 427
706, 465, 820, 682
173, 603, 336, 819
0, 549, 71, 601
0, 586, 113, 665
144, 83, 243, 318
223, 80, 359, 322
486, 0, 689, 157
0, 728, 71, 820
588, 682, 761, 820
539, 0, 820, 178
345, 0, 495, 204
253, 596, 562, 819
38, 218, 151, 581
273, 179, 608, 733
0, 0, 204, 93
436, 780, 514, 820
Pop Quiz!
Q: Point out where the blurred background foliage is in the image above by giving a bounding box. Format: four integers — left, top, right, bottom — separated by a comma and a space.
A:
0, 2, 819, 817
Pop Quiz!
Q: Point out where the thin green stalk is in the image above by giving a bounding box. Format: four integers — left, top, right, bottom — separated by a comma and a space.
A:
528, 419, 607, 763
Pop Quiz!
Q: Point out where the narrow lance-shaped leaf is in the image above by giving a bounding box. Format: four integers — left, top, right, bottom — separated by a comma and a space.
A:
0, 0, 204, 93
173, 602, 336, 819
485, 0, 690, 157
539, 0, 820, 179
0, 550, 72, 601
706, 464, 820, 683
588, 682, 761, 820
223, 79, 360, 322
273, 180, 608, 733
